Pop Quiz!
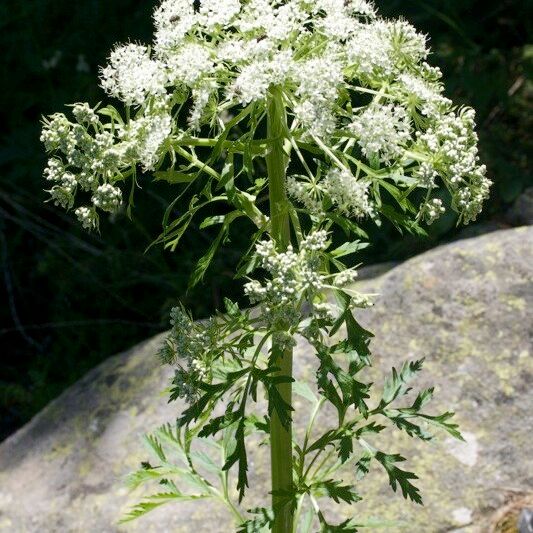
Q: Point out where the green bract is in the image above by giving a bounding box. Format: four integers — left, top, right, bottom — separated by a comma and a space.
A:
41, 0, 489, 531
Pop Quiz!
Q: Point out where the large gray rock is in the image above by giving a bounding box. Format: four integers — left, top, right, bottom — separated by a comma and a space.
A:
0, 227, 531, 532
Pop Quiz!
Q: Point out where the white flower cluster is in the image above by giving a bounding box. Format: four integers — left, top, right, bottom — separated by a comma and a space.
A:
419, 198, 445, 225
350, 103, 411, 163
415, 108, 490, 223
158, 306, 214, 402
398, 73, 451, 118
323, 168, 374, 217
287, 167, 373, 218
41, 99, 173, 227
92, 183, 122, 213
42, 0, 490, 230
100, 44, 167, 106
244, 232, 329, 345
244, 231, 368, 346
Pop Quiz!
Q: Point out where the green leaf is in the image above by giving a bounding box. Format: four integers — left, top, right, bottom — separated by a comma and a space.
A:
189, 450, 221, 474
410, 387, 434, 411
225, 184, 267, 228
266, 381, 294, 429
338, 434, 353, 463
211, 103, 254, 162
355, 452, 372, 480
344, 309, 373, 367
419, 411, 464, 441
120, 492, 209, 523
188, 211, 242, 289
224, 297, 240, 316
381, 359, 425, 406
154, 169, 197, 183
199, 215, 226, 229
374, 452, 422, 504
293, 380, 318, 405
379, 203, 427, 236
126, 465, 185, 490
330, 240, 369, 259
144, 434, 166, 462
386, 414, 433, 441
222, 419, 248, 502
354, 421, 386, 438
300, 506, 315, 533
217, 151, 235, 191
312, 480, 362, 504
198, 410, 241, 438
98, 104, 124, 124
237, 507, 274, 533
318, 516, 360, 532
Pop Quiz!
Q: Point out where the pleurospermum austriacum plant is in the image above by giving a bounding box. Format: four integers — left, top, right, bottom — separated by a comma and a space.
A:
41, 0, 491, 531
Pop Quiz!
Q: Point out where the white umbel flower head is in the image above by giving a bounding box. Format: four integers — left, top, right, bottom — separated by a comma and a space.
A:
350, 103, 412, 163
323, 168, 373, 218
100, 44, 167, 106
42, 0, 489, 229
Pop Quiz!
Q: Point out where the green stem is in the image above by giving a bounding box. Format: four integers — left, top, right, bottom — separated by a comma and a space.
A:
266, 86, 294, 533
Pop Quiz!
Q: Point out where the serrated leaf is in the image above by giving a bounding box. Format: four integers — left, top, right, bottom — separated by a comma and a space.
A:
188, 211, 241, 289
267, 382, 294, 429
189, 450, 221, 474
144, 434, 166, 462
338, 434, 353, 463
419, 411, 464, 441
120, 492, 209, 523
381, 359, 425, 406
237, 507, 274, 533
319, 517, 360, 532
355, 452, 372, 480
354, 421, 386, 438
386, 414, 433, 441
222, 419, 248, 502
312, 480, 362, 504
374, 452, 422, 504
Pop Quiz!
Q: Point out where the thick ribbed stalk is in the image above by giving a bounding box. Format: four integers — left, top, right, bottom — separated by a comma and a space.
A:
266, 87, 293, 533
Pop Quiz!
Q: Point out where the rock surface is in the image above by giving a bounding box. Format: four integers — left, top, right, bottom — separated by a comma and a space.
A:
0, 227, 532, 533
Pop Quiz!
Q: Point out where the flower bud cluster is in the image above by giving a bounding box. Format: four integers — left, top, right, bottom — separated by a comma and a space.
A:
245, 231, 369, 345
419, 198, 445, 225
41, 100, 173, 228
157, 306, 215, 403
415, 108, 491, 223
244, 232, 329, 335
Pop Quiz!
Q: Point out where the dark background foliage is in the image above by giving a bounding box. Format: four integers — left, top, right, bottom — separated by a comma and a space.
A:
0, 0, 531, 441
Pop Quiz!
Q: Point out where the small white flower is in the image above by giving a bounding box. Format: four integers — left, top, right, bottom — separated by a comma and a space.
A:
72, 103, 99, 125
